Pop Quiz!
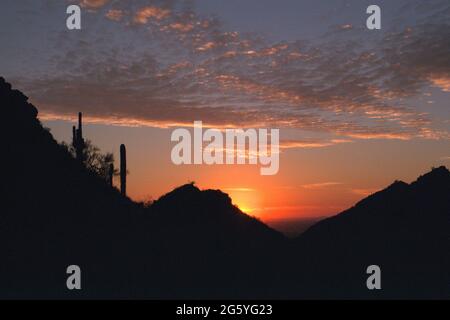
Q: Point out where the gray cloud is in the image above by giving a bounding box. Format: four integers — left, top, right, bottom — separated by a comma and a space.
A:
11, 0, 450, 144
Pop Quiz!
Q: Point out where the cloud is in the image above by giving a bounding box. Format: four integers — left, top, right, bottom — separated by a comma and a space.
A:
339, 24, 353, 30
79, 0, 110, 9
105, 9, 124, 22
280, 139, 352, 149
430, 76, 450, 92
351, 188, 379, 197
10, 0, 450, 146
134, 6, 171, 24
301, 182, 343, 190
168, 22, 195, 33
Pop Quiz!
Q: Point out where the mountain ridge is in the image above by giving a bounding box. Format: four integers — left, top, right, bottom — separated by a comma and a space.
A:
290, 165, 450, 299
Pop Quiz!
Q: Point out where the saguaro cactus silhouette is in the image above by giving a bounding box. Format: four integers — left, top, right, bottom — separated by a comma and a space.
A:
120, 144, 127, 196
108, 163, 114, 187
72, 112, 86, 163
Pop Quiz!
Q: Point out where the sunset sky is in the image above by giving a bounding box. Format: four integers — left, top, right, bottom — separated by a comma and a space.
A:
1, 0, 449, 223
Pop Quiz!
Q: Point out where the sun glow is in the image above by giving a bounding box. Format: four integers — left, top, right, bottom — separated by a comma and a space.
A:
236, 205, 254, 214
225, 188, 261, 216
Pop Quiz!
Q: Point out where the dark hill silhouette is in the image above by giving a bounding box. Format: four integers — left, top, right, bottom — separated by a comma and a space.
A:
145, 184, 286, 298
289, 166, 450, 299
151, 183, 283, 244
0, 76, 448, 299
0, 77, 284, 298
0, 77, 146, 298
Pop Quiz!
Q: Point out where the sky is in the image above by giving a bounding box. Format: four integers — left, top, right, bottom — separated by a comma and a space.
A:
1, 0, 449, 223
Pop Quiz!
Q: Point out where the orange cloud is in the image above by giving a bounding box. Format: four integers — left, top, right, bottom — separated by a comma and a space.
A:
79, 0, 109, 9
280, 139, 352, 149
105, 9, 124, 21
169, 22, 194, 33
197, 42, 217, 52
343, 132, 412, 140
38, 112, 191, 129
429, 76, 450, 92
301, 182, 343, 190
340, 24, 353, 30
351, 188, 379, 197
134, 6, 170, 24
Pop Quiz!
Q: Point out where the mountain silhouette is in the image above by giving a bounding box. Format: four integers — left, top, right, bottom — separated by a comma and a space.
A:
0, 77, 448, 299
289, 166, 450, 299
0, 76, 284, 298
